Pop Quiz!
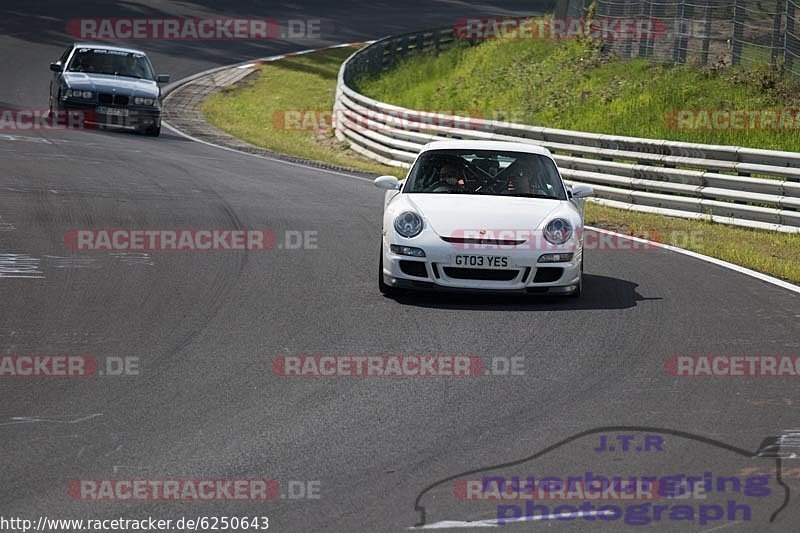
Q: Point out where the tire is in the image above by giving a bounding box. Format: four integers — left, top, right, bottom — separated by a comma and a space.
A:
48, 96, 56, 124
144, 125, 161, 137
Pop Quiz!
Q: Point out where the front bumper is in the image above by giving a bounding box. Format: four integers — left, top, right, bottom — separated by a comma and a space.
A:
381, 234, 582, 295
59, 100, 161, 131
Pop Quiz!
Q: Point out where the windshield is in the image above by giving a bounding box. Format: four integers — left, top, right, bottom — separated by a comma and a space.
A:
404, 149, 567, 200
67, 48, 154, 80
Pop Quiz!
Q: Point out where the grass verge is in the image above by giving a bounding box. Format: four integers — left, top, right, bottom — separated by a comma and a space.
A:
202, 46, 401, 176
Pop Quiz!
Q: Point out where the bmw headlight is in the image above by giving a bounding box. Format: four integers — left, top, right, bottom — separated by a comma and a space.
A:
543, 218, 572, 245
394, 211, 423, 238
65, 89, 93, 99
134, 97, 156, 106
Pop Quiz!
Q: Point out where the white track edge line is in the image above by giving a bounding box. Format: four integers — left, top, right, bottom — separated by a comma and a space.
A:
587, 225, 800, 295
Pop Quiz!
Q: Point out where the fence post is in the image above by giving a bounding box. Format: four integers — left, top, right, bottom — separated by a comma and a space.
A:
732, 0, 745, 65
624, 0, 634, 58
638, 0, 651, 58
649, 0, 665, 58
771, 0, 785, 62
554, 0, 569, 19
701, 0, 713, 65
787, 0, 797, 72
678, 1, 694, 63
673, 0, 687, 62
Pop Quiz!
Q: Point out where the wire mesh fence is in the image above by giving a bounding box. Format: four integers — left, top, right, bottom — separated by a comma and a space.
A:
562, 0, 800, 78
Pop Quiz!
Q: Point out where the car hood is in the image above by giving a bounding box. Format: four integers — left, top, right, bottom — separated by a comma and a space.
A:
400, 194, 575, 237
63, 73, 159, 98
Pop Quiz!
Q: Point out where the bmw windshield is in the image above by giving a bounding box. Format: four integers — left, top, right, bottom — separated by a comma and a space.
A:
404, 149, 568, 200
67, 48, 155, 80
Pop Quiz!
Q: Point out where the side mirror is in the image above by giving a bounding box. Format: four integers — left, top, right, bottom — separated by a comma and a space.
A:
50, 62, 62, 72
571, 184, 593, 199
374, 175, 401, 190
157, 74, 171, 83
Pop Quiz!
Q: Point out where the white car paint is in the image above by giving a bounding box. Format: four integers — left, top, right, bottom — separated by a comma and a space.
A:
375, 140, 592, 296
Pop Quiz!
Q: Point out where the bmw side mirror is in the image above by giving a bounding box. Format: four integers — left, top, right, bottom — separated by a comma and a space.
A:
157, 74, 171, 84
571, 184, 594, 199
50, 62, 62, 72
374, 175, 401, 190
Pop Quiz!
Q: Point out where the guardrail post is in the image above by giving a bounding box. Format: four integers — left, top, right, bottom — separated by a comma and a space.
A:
399, 35, 409, 60
386, 38, 397, 69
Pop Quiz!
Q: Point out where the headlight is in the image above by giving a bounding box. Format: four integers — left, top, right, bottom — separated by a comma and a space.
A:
394, 211, 423, 238
65, 89, 93, 99
543, 218, 572, 245
134, 97, 156, 106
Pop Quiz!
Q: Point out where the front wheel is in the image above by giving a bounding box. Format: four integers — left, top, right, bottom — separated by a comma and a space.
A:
143, 125, 161, 137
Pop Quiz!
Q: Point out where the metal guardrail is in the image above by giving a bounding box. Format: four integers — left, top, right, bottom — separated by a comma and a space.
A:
333, 28, 800, 233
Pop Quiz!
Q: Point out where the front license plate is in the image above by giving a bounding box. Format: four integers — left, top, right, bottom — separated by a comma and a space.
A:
97, 106, 128, 117
453, 255, 509, 268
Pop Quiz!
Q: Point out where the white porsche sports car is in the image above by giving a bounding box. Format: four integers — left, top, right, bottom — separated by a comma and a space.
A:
375, 140, 593, 297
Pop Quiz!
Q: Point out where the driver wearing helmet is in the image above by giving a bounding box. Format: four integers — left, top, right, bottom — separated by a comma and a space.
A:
431, 161, 466, 192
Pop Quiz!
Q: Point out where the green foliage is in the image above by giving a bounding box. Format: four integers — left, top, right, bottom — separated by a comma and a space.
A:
356, 31, 800, 151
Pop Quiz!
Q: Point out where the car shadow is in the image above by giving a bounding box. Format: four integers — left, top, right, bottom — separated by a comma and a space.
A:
387, 274, 662, 311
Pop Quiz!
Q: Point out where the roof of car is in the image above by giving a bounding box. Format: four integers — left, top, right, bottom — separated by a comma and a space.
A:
73, 43, 148, 55
420, 140, 553, 157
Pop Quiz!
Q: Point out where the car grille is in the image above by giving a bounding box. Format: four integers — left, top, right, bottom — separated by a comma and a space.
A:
98, 93, 129, 106
441, 236, 526, 246
442, 267, 518, 281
